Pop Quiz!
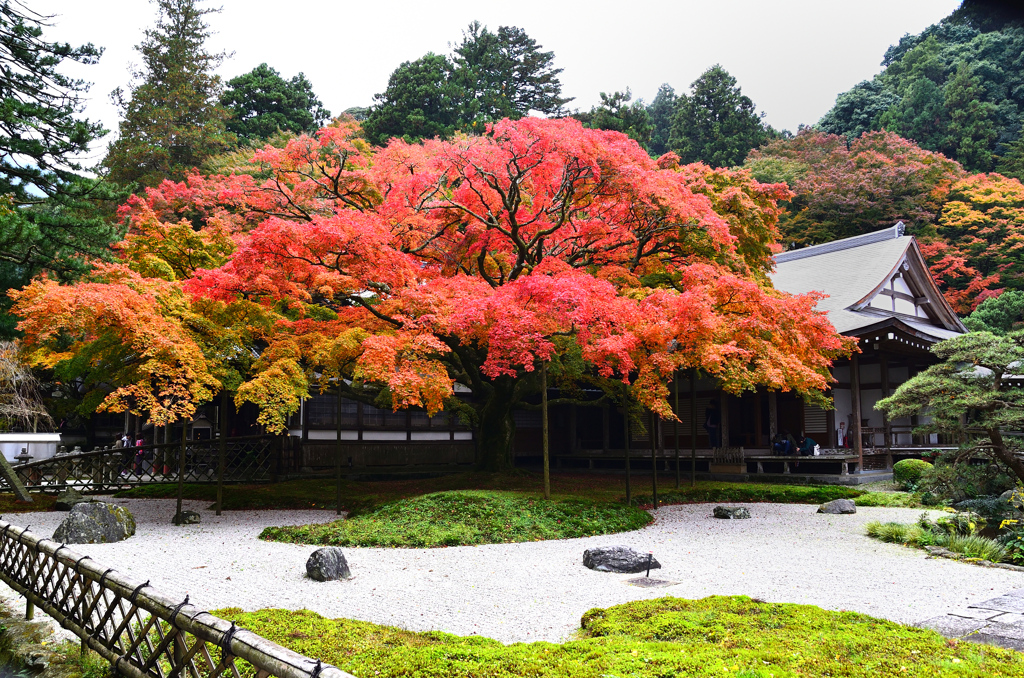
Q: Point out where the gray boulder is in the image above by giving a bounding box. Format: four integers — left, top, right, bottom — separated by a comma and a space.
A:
173, 510, 201, 525
582, 545, 661, 573
54, 488, 89, 511
713, 506, 751, 519
818, 499, 857, 515
53, 501, 136, 544
306, 547, 351, 581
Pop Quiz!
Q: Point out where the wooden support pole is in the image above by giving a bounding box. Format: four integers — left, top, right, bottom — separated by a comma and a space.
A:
881, 354, 892, 450
768, 391, 778, 442
649, 410, 658, 510
852, 352, 863, 471
174, 421, 188, 524
542, 363, 550, 501
336, 388, 343, 516
216, 391, 228, 516
690, 369, 697, 487
25, 599, 33, 620
720, 391, 730, 448
674, 372, 680, 489
623, 385, 631, 506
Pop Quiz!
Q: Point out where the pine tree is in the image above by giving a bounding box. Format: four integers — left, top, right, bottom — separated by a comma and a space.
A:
669, 65, 771, 167
104, 0, 233, 187
221, 63, 330, 143
646, 84, 677, 156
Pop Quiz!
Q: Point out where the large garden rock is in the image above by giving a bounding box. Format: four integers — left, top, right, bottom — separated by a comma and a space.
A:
173, 510, 201, 525
818, 499, 857, 515
306, 547, 351, 581
713, 506, 751, 519
53, 501, 136, 544
54, 488, 88, 511
582, 546, 661, 573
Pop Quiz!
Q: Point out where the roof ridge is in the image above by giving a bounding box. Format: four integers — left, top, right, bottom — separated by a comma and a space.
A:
774, 222, 905, 264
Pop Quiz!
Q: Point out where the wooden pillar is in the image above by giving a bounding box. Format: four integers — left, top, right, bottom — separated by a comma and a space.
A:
719, 391, 730, 448
674, 372, 680, 488
754, 391, 763, 449
851, 353, 863, 471
623, 385, 631, 505
881, 354, 892, 449
215, 391, 228, 516
690, 369, 697, 487
335, 388, 343, 516
542, 363, 550, 501
601, 402, 610, 454
649, 411, 658, 510
569, 405, 577, 453
768, 392, 778, 442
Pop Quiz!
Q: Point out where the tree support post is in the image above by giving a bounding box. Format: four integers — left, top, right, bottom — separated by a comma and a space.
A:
336, 388, 343, 516
852, 352, 863, 471
623, 384, 631, 506
174, 421, 189, 524
215, 391, 228, 516
674, 371, 680, 489
690, 369, 697, 487
650, 410, 658, 510
542, 363, 550, 501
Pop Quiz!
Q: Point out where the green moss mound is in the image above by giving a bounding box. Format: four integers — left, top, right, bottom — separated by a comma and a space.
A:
893, 459, 933, 489
218, 596, 1024, 678
854, 491, 922, 508
636, 483, 860, 506
260, 490, 653, 547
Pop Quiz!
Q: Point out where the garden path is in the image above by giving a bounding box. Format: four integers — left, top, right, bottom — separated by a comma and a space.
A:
1, 499, 1021, 644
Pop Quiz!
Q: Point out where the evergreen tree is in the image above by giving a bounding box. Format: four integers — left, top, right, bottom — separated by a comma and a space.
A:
669, 65, 771, 167
577, 90, 651, 147
0, 1, 105, 198
0, 2, 125, 338
364, 21, 571, 144
965, 290, 1024, 335
452, 22, 571, 120
646, 84, 677, 156
221, 64, 330, 142
941, 62, 998, 171
104, 0, 233, 187
361, 53, 465, 146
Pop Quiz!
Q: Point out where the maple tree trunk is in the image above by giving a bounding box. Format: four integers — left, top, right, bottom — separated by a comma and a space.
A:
476, 378, 517, 472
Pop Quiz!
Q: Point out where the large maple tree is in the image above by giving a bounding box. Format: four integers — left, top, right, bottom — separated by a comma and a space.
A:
12, 118, 854, 469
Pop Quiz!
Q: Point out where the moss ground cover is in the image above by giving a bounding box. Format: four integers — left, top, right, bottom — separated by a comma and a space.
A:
114, 472, 863, 513
260, 490, 653, 547
0, 492, 56, 513
854, 491, 923, 508
216, 596, 1024, 678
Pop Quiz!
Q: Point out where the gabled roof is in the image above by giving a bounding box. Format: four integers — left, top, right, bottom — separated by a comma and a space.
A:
769, 223, 966, 342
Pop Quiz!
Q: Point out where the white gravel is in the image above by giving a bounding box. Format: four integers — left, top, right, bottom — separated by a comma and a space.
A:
1, 498, 1022, 644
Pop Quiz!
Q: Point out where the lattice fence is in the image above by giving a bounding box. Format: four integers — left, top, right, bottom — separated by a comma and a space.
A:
7, 436, 278, 493
0, 520, 354, 678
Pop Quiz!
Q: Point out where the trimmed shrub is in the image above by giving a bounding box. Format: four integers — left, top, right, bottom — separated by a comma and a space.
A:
893, 459, 933, 489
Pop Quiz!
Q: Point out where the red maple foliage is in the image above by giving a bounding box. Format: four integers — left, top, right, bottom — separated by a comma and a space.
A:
13, 118, 854, 468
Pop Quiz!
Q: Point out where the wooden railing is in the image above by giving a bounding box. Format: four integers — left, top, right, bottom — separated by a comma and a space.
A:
0, 520, 354, 678
7, 436, 279, 492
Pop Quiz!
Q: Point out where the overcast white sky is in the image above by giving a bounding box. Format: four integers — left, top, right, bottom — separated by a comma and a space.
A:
36, 0, 960, 158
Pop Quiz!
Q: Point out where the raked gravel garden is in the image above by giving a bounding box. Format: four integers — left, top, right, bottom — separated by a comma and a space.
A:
2, 496, 1021, 645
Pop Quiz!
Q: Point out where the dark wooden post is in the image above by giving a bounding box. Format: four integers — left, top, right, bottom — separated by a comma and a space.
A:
719, 391, 730, 448
174, 420, 189, 524
690, 369, 697, 487
768, 391, 778, 442
336, 387, 343, 516
649, 410, 658, 510
623, 384, 631, 505
542, 363, 550, 500
674, 372, 680, 489
881, 354, 892, 450
852, 352, 863, 471
215, 391, 228, 516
